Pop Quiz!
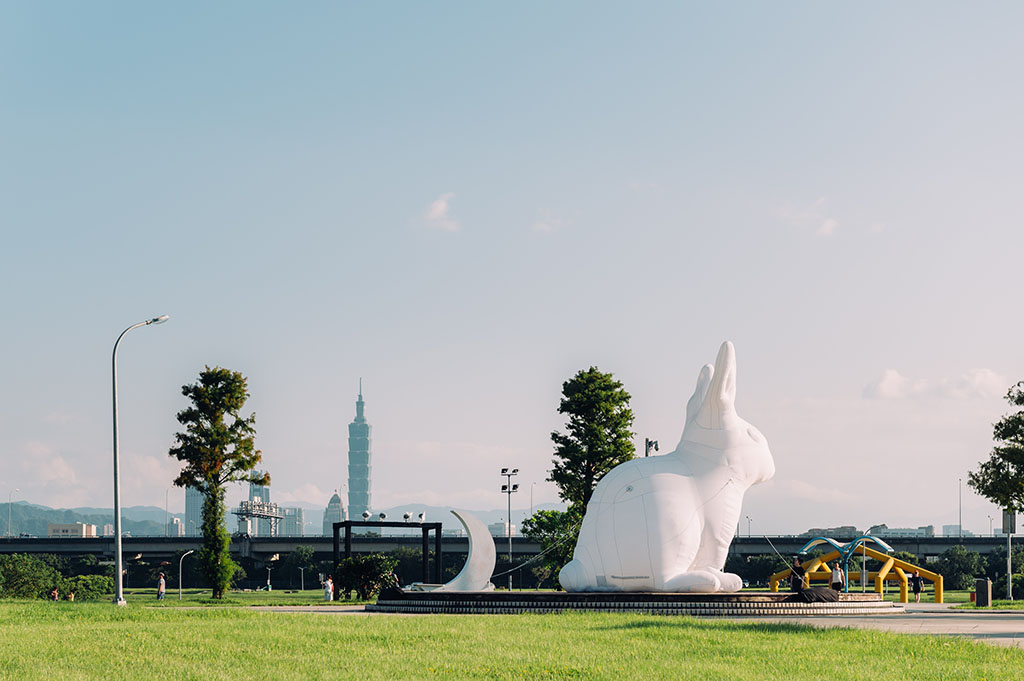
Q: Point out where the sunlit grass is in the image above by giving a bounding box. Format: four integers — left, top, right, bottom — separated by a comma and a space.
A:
1, 601, 1021, 680
121, 587, 366, 607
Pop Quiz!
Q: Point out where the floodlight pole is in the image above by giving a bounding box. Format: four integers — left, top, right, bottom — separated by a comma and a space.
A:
178, 549, 194, 600
7, 488, 18, 538
112, 314, 169, 606
501, 468, 518, 591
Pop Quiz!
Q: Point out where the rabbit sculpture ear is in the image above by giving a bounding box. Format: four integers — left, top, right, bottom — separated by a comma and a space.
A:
695, 341, 737, 429
684, 363, 714, 427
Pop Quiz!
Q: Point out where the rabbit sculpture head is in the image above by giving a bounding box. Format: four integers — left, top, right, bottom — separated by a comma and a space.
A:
674, 340, 775, 487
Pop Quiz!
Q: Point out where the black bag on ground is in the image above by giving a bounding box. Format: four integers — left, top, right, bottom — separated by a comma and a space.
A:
800, 586, 840, 602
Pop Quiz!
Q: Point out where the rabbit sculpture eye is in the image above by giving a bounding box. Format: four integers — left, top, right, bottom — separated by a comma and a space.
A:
559, 341, 775, 592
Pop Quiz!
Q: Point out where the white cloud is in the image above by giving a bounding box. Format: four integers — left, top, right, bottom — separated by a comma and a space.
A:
21, 441, 79, 486
864, 368, 1007, 400
424, 192, 459, 232
778, 197, 851, 238
817, 218, 839, 236
276, 483, 332, 505
781, 479, 858, 505
532, 214, 566, 234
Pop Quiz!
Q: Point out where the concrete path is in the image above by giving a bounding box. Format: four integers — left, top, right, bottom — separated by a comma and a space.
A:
736, 603, 1024, 649
252, 603, 1024, 649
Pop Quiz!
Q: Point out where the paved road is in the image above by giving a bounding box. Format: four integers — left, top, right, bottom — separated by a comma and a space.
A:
253, 603, 1024, 648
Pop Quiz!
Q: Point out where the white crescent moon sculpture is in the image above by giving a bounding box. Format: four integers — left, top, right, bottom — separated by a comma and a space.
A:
436, 509, 496, 592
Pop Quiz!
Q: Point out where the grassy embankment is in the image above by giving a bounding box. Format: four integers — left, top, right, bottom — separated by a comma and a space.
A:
2, 601, 1023, 681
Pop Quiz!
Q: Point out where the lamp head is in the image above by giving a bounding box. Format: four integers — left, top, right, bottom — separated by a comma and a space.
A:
511, 468, 519, 475
148, 315, 170, 325
500, 468, 508, 475
378, 512, 387, 521
362, 510, 371, 520
403, 512, 412, 521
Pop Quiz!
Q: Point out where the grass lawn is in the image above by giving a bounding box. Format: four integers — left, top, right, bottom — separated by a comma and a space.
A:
122, 588, 367, 607
2, 601, 1022, 681
956, 600, 1024, 610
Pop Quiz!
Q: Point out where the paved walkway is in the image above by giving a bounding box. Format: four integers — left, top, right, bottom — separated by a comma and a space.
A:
736, 603, 1024, 649
252, 603, 1024, 648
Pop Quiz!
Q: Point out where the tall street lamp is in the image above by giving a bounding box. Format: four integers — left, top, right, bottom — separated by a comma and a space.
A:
7, 488, 18, 538
112, 315, 169, 606
500, 468, 519, 591
178, 549, 194, 600
745, 515, 753, 537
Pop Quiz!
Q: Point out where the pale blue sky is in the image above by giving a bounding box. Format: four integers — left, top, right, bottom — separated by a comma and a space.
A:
3, 2, 1023, 534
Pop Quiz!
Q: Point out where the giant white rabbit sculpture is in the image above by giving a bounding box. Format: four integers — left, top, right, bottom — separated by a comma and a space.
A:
559, 341, 775, 592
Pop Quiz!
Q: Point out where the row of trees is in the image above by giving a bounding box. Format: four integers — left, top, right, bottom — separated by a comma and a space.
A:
0, 554, 113, 600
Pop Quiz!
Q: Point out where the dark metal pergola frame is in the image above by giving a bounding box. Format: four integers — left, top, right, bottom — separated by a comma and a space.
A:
333, 520, 444, 585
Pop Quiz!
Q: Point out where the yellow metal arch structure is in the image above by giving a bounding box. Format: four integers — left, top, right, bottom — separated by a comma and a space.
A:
768, 546, 943, 603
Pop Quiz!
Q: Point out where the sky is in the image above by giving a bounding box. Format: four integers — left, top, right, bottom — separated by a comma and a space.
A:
2, 2, 1024, 535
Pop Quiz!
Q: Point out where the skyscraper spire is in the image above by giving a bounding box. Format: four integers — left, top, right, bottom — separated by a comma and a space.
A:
347, 382, 372, 520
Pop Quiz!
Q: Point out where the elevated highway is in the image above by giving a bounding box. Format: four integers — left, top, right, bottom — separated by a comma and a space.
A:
0, 534, 1011, 563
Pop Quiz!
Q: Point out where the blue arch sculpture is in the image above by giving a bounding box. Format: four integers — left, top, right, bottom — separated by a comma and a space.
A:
797, 535, 895, 593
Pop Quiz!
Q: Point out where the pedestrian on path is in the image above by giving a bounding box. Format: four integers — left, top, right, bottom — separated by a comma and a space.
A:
157, 572, 166, 600
830, 562, 845, 591
909, 570, 924, 603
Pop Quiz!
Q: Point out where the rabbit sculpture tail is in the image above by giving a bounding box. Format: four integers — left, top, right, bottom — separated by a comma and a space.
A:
558, 341, 775, 593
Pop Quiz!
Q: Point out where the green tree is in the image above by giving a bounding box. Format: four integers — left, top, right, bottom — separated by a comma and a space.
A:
521, 509, 580, 589
283, 546, 316, 587
968, 382, 1024, 514
168, 366, 268, 599
548, 367, 635, 512
935, 545, 985, 591
0, 554, 60, 599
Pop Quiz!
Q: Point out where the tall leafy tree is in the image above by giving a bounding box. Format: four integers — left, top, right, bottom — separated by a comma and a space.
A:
548, 367, 635, 512
169, 366, 268, 599
969, 382, 1024, 514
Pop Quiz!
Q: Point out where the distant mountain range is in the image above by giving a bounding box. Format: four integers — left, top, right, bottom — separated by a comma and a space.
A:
2, 500, 564, 538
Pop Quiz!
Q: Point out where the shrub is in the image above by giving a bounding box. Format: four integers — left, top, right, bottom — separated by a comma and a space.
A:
336, 553, 399, 600
59, 574, 114, 601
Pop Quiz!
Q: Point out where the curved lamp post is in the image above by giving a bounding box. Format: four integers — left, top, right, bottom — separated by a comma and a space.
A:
112, 315, 169, 605
179, 549, 194, 600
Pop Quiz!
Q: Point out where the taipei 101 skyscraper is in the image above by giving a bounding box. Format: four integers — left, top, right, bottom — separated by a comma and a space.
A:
347, 381, 372, 521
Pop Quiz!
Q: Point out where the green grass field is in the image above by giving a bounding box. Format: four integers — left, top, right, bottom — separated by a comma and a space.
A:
121, 587, 366, 607
2, 601, 1022, 681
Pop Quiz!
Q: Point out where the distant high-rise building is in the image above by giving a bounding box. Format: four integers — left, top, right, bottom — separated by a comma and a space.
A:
347, 382, 372, 521
168, 516, 186, 537
185, 487, 203, 536
280, 507, 305, 536
249, 471, 273, 536
324, 491, 344, 536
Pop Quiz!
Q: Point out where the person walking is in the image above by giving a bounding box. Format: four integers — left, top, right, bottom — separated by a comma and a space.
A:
830, 562, 845, 591
156, 572, 166, 600
909, 570, 925, 603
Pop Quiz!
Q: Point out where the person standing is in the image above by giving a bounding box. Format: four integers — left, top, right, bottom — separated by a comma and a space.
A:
789, 557, 806, 592
323, 575, 334, 602
156, 572, 166, 600
909, 570, 925, 603
830, 562, 845, 591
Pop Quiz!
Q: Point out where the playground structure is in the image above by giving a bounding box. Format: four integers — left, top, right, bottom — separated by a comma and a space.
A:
769, 543, 943, 603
